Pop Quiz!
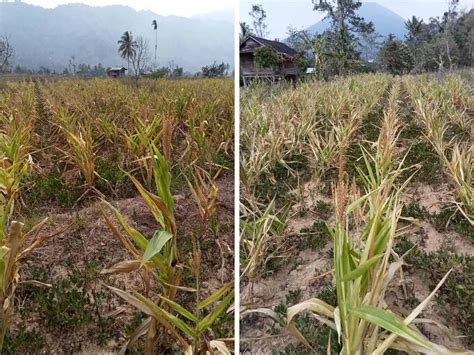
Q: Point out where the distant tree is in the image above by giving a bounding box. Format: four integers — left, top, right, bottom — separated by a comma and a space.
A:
152, 66, 171, 78
442, 0, 460, 69
172, 66, 183, 77
312, 0, 374, 75
130, 36, 149, 82
240, 22, 252, 43
422, 13, 458, 71
118, 31, 135, 73
38, 66, 51, 75
91, 63, 106, 76
405, 16, 424, 43
68, 56, 76, 75
378, 34, 414, 75
152, 19, 158, 70
452, 9, 474, 66
14, 65, 28, 74
249, 4, 268, 37
359, 30, 382, 62
77, 63, 91, 75
201, 62, 229, 77
288, 27, 330, 79
0, 35, 14, 72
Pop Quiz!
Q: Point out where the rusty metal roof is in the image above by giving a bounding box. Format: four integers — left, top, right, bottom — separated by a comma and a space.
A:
240, 35, 298, 56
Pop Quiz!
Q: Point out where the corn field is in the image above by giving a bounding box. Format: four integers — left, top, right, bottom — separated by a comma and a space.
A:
240, 72, 473, 354
0, 77, 234, 354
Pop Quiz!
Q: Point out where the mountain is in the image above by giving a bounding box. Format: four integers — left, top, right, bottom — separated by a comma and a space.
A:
0, 2, 234, 73
306, 2, 407, 39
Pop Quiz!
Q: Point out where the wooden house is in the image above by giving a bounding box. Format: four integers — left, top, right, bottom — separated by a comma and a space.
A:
240, 35, 299, 85
106, 67, 127, 77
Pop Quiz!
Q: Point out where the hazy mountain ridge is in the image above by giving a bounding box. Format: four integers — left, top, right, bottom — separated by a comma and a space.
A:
0, 2, 234, 72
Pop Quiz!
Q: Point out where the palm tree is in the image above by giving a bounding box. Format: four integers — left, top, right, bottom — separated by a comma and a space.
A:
405, 16, 423, 42
152, 20, 157, 70
117, 31, 135, 74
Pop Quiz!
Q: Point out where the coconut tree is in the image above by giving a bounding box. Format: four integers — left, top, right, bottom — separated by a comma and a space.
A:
405, 16, 424, 42
117, 31, 135, 74
152, 20, 158, 70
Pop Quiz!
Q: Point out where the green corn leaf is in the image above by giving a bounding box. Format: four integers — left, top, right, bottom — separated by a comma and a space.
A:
134, 292, 196, 338
142, 230, 172, 265
107, 285, 196, 339
159, 296, 199, 323
151, 144, 173, 212
350, 305, 434, 350
198, 282, 233, 310
342, 254, 382, 281
197, 289, 234, 333
126, 173, 166, 229
104, 201, 168, 270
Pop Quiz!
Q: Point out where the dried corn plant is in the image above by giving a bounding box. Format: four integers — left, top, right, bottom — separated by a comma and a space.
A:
287, 150, 464, 354
102, 145, 233, 354
0, 115, 67, 351
0, 77, 234, 353
240, 74, 391, 205
240, 200, 286, 299
406, 74, 473, 223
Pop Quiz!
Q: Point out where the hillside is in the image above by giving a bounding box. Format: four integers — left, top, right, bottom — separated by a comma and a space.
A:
306, 2, 407, 38
0, 2, 234, 73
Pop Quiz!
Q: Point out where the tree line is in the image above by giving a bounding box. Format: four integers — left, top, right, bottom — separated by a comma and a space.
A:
0, 23, 230, 79
241, 0, 473, 78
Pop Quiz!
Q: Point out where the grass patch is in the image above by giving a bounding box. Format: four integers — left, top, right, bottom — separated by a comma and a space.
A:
395, 237, 474, 345
403, 202, 474, 240
403, 141, 443, 183
345, 142, 371, 183
362, 111, 381, 142
444, 123, 471, 144
400, 121, 423, 140
278, 286, 340, 355
313, 201, 333, 219
255, 154, 310, 207
298, 221, 331, 250
18, 264, 115, 349
3, 328, 45, 354
402, 202, 430, 220
95, 159, 131, 195
23, 171, 81, 207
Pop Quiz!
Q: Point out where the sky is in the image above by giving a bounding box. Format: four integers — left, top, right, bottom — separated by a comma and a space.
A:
241, 0, 474, 39
22, 0, 236, 17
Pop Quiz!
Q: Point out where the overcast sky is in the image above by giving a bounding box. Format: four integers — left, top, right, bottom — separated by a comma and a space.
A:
22, 0, 474, 19
241, 0, 474, 39
22, 0, 236, 17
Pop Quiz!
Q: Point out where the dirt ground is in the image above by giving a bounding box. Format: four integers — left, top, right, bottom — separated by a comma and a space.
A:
240, 178, 474, 354
9, 174, 234, 354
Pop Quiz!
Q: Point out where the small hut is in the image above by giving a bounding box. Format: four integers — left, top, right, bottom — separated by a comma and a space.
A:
240, 35, 299, 85
106, 67, 127, 77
